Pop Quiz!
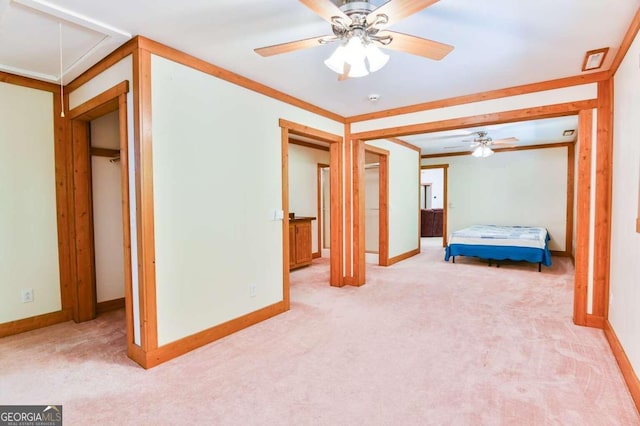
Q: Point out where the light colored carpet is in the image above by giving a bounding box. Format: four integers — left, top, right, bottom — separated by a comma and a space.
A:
1, 247, 638, 425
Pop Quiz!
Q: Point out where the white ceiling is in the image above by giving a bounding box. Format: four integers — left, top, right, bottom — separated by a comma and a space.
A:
0, 0, 637, 117
397, 115, 579, 156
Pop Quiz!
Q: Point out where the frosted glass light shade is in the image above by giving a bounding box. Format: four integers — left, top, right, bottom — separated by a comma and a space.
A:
324, 44, 347, 74
365, 43, 389, 72
324, 37, 389, 78
472, 145, 494, 158
347, 59, 369, 77
344, 37, 366, 62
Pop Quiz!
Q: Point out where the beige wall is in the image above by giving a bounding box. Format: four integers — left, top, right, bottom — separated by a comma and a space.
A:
0, 82, 60, 323
610, 28, 640, 381
288, 143, 330, 254
365, 166, 380, 254
150, 54, 342, 346
365, 140, 420, 258
90, 110, 125, 303
423, 147, 569, 251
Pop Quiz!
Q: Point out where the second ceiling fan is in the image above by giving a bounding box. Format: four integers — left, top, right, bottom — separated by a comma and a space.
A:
254, 0, 454, 79
466, 131, 519, 158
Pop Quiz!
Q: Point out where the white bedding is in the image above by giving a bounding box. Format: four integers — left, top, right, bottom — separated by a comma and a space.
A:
448, 225, 548, 250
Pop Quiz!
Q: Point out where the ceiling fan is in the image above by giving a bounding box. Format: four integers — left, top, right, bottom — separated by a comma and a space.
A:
465, 131, 519, 158
254, 0, 454, 79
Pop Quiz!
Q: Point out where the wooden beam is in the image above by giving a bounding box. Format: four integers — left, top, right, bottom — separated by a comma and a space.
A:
352, 100, 598, 141
592, 79, 614, 319
386, 137, 421, 153
346, 73, 608, 123
565, 143, 576, 257
573, 109, 593, 326
421, 141, 574, 159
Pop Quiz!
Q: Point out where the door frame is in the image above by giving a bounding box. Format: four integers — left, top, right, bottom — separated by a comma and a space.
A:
316, 163, 330, 258
280, 119, 343, 302
420, 164, 449, 247
67, 81, 134, 344
363, 145, 390, 266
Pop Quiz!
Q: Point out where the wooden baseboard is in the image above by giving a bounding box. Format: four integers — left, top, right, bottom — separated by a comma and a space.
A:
96, 297, 125, 314
584, 314, 605, 329
550, 250, 571, 257
312, 251, 321, 259
387, 248, 420, 266
604, 320, 640, 413
134, 301, 288, 369
0, 309, 73, 338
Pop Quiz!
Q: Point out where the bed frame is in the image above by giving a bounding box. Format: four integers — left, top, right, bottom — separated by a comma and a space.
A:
444, 225, 552, 272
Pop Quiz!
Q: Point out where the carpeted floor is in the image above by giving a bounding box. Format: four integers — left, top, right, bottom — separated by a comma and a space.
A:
1, 247, 638, 425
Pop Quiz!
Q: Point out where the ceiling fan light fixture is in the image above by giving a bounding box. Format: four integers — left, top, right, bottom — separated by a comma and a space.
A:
472, 145, 494, 158
325, 34, 389, 78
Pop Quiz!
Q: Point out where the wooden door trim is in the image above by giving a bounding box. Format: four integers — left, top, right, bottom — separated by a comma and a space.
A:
280, 120, 344, 290
71, 119, 96, 322
363, 146, 390, 267
315, 163, 330, 259
421, 164, 449, 247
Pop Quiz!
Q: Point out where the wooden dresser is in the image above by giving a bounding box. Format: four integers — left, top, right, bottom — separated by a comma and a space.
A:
289, 217, 315, 270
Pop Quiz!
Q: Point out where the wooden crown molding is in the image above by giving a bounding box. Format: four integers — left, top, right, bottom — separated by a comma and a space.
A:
386, 137, 421, 152
609, 6, 640, 77
0, 70, 59, 93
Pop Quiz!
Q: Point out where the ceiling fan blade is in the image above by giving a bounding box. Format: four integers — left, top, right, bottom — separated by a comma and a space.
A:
368, 0, 440, 28
378, 31, 454, 60
254, 36, 329, 57
299, 0, 350, 24
491, 137, 519, 145
338, 63, 351, 81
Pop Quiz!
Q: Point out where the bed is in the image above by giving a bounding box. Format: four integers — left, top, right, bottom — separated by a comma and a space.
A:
444, 225, 552, 271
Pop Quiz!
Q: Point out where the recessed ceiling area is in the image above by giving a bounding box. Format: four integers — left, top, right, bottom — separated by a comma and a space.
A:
399, 115, 579, 156
0, 0, 130, 82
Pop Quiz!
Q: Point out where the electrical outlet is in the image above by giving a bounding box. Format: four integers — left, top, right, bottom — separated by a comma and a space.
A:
21, 288, 33, 303
249, 283, 257, 298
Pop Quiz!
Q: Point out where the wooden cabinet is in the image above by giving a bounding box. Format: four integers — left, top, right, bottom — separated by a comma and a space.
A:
289, 217, 314, 270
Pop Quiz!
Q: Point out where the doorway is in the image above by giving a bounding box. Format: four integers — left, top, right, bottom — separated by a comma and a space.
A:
317, 164, 330, 258
280, 119, 343, 300
68, 81, 135, 351
364, 144, 389, 267
90, 111, 126, 314
420, 165, 448, 248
